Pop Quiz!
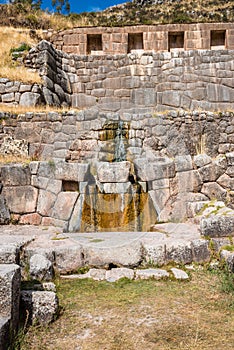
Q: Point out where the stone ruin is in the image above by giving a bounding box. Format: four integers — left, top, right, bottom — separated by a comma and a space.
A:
1, 22, 234, 349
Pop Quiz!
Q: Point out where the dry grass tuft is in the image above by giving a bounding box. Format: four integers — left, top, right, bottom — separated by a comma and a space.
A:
0, 104, 77, 114
0, 154, 30, 164
0, 26, 41, 84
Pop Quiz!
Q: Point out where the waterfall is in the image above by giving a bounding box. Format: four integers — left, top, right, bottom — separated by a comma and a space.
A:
114, 121, 126, 162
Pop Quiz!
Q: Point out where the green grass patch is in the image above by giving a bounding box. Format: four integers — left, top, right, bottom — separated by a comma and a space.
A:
17, 268, 234, 350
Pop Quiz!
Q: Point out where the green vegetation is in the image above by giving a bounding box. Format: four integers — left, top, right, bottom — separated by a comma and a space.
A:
15, 267, 234, 350
0, 0, 233, 31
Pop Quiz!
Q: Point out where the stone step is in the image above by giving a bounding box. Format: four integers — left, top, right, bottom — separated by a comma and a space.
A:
61, 267, 189, 282
0, 235, 35, 264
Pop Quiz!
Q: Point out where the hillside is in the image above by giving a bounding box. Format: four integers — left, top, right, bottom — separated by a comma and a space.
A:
0, 0, 233, 30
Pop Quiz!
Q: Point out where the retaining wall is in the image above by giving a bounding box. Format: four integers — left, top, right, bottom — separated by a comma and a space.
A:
1, 110, 234, 230
25, 41, 234, 112
0, 78, 43, 107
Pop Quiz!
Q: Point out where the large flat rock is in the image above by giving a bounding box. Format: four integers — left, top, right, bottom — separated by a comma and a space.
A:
0, 223, 207, 272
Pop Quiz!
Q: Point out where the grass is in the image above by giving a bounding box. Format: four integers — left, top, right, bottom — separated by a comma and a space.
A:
17, 268, 234, 350
0, 27, 41, 84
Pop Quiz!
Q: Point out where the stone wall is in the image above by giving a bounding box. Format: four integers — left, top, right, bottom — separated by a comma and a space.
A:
49, 23, 234, 55
1, 110, 234, 230
0, 78, 43, 107
25, 40, 234, 112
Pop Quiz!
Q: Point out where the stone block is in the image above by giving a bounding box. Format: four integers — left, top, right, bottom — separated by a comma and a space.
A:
149, 188, 170, 216
68, 194, 84, 232
0, 195, 10, 225
201, 215, 234, 237
165, 242, 193, 265
37, 190, 57, 216
29, 254, 54, 281
20, 291, 59, 325
142, 244, 165, 266
135, 268, 169, 280
131, 88, 156, 106
55, 161, 90, 182
3, 186, 38, 214
161, 91, 181, 107
220, 250, 234, 272
88, 268, 106, 281
175, 155, 193, 172
29, 161, 39, 175
31, 175, 49, 189
226, 152, 234, 166
19, 213, 42, 225
191, 239, 211, 262
71, 93, 96, 108
152, 178, 169, 190
103, 182, 131, 193
2, 93, 15, 103
0, 264, 21, 332
105, 268, 134, 282
207, 83, 234, 102
54, 246, 84, 274
37, 161, 56, 178
83, 241, 143, 269
41, 217, 68, 231
177, 170, 202, 193
0, 316, 11, 350
46, 179, 62, 194
0, 245, 19, 264
193, 154, 212, 168
19, 92, 42, 107
201, 182, 227, 201
217, 173, 234, 190
19, 84, 32, 92
171, 268, 189, 280
97, 161, 131, 183
1, 164, 31, 186
52, 192, 78, 221
186, 201, 209, 218
134, 157, 175, 181
198, 163, 224, 182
